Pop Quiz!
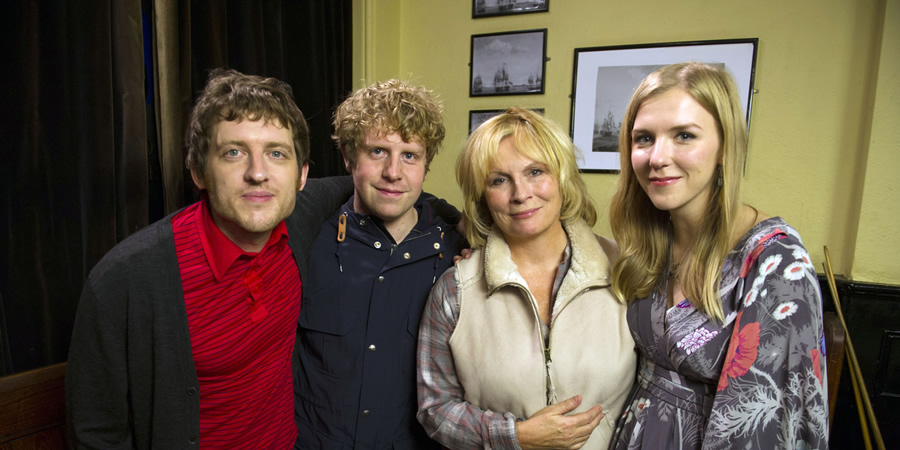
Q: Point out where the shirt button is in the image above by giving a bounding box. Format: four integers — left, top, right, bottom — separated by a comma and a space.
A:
187, 387, 196, 395
359, 219, 366, 226
433, 242, 441, 250
403, 252, 411, 259
378, 276, 385, 283
188, 435, 197, 444
368, 344, 376, 351
363, 410, 370, 416
374, 241, 382, 249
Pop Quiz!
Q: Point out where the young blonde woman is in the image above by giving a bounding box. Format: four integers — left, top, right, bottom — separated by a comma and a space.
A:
417, 108, 636, 449
608, 62, 828, 449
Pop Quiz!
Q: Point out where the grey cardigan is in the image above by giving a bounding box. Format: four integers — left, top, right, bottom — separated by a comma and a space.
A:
66, 177, 353, 449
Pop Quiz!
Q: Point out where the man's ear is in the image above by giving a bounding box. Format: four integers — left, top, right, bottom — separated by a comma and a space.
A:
341, 146, 353, 173
297, 163, 310, 191
190, 165, 207, 191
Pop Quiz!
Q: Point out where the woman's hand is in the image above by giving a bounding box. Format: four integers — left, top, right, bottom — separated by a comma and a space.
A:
515, 395, 604, 449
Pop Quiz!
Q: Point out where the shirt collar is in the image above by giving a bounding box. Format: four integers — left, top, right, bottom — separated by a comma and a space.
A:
195, 197, 289, 280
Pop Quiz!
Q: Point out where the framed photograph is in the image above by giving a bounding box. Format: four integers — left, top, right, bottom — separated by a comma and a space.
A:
569, 38, 758, 172
473, 0, 549, 19
469, 108, 545, 134
470, 29, 547, 97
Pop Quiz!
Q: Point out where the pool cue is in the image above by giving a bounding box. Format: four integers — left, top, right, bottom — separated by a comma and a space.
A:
823, 246, 885, 450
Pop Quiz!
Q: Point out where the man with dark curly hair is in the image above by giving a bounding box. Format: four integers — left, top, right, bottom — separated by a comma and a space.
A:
66, 69, 353, 449
293, 80, 462, 449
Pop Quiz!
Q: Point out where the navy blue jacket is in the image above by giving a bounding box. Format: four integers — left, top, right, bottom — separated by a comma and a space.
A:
294, 195, 461, 449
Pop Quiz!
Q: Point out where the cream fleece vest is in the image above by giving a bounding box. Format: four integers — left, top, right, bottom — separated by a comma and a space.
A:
449, 220, 636, 450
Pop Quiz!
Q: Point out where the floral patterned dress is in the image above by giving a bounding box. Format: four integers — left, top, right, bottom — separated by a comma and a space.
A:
609, 217, 829, 450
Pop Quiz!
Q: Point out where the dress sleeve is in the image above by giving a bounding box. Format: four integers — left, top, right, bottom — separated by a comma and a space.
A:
704, 234, 829, 449
416, 268, 521, 449
66, 280, 135, 449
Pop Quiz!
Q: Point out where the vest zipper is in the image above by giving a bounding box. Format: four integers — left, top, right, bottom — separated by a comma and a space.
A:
544, 346, 554, 406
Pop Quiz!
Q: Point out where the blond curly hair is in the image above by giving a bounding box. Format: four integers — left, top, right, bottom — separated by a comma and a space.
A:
333, 79, 445, 171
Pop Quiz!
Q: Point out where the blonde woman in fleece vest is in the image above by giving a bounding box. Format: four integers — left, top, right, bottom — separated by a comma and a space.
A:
417, 107, 636, 449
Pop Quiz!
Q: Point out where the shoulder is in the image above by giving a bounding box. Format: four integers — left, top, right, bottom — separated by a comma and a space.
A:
564, 219, 618, 278
93, 218, 175, 273
300, 175, 352, 195
455, 248, 485, 286
732, 217, 820, 309
418, 195, 465, 251
85, 217, 179, 297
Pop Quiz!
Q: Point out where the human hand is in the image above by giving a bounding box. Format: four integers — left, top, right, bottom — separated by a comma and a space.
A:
453, 248, 474, 264
515, 395, 604, 450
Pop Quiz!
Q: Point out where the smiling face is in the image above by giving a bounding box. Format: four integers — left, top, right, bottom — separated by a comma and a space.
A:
630, 88, 722, 223
191, 118, 308, 252
347, 130, 427, 237
483, 137, 564, 246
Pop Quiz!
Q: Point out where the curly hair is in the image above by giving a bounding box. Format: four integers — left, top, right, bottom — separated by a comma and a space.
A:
610, 62, 748, 322
456, 107, 597, 248
333, 79, 445, 171
185, 68, 310, 177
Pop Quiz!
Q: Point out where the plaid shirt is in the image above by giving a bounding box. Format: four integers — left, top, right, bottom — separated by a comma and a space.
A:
416, 248, 570, 449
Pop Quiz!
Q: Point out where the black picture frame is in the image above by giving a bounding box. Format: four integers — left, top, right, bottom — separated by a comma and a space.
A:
472, 0, 549, 19
470, 29, 547, 97
469, 108, 545, 134
569, 38, 758, 173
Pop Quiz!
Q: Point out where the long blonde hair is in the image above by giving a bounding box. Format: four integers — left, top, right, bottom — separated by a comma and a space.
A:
610, 62, 748, 322
457, 107, 597, 248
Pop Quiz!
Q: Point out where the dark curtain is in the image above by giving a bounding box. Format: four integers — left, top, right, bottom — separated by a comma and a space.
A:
0, 1, 148, 375
183, 0, 351, 205
0, 0, 352, 376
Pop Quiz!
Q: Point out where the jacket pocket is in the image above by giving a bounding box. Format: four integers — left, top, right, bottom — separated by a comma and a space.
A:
298, 302, 360, 377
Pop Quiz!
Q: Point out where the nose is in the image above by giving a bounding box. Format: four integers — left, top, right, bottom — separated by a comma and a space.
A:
382, 154, 401, 181
244, 152, 269, 184
648, 138, 672, 169
509, 178, 531, 203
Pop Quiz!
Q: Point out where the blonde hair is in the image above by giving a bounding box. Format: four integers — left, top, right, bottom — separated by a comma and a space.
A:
609, 62, 748, 322
457, 107, 597, 248
333, 79, 445, 171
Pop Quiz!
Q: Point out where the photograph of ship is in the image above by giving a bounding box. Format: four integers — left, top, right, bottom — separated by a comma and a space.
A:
473, 0, 549, 18
591, 64, 662, 152
470, 29, 547, 97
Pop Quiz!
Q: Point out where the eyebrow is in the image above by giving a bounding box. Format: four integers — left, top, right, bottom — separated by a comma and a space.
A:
218, 139, 293, 150
632, 122, 704, 133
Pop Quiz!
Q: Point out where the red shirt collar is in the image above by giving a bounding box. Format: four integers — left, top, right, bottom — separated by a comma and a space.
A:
195, 197, 289, 280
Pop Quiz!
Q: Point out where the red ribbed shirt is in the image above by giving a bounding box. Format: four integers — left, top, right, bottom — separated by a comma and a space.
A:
172, 199, 301, 449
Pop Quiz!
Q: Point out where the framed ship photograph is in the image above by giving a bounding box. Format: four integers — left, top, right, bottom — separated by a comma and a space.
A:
569, 38, 758, 172
470, 29, 547, 97
472, 0, 549, 19
469, 108, 545, 134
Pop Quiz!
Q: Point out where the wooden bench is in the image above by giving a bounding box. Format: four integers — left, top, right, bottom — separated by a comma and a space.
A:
0, 362, 68, 450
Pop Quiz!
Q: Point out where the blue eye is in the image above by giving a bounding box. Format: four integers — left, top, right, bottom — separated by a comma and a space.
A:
403, 152, 416, 160
633, 134, 651, 145
271, 150, 284, 159
490, 177, 507, 186
676, 132, 695, 141
530, 168, 543, 177
225, 149, 241, 157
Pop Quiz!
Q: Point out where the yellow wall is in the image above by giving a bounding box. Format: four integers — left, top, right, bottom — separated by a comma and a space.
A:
852, 0, 900, 283
353, 0, 899, 284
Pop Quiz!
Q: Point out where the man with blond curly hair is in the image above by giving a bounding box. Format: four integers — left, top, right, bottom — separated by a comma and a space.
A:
293, 80, 462, 449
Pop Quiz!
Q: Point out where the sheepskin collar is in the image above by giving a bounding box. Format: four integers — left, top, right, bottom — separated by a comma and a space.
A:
482, 219, 611, 304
